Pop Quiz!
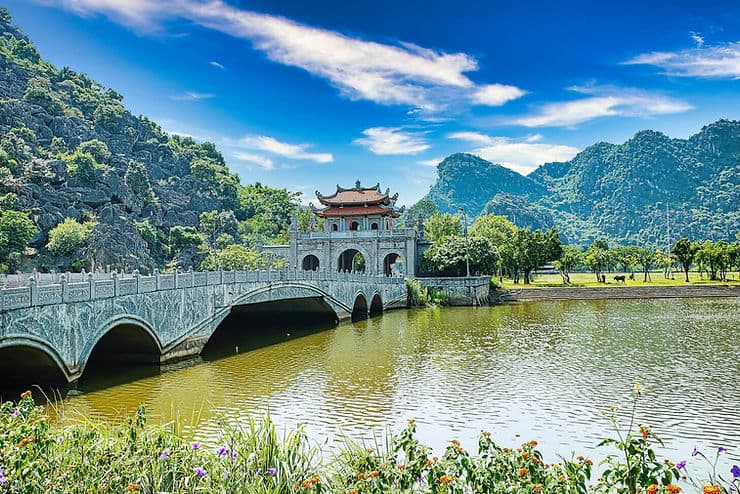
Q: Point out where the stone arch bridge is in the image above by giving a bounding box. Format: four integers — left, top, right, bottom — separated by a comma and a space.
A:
0, 269, 407, 384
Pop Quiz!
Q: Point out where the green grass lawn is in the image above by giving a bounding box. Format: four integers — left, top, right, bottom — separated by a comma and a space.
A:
499, 271, 740, 288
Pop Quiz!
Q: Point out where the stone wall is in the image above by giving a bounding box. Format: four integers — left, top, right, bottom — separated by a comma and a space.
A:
416, 276, 491, 306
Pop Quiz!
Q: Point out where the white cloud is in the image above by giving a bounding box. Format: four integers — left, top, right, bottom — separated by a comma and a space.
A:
446, 131, 493, 145
169, 91, 215, 101
690, 32, 704, 47
447, 131, 579, 175
232, 151, 274, 170
416, 157, 444, 167
471, 84, 527, 106
623, 41, 740, 79
525, 133, 543, 142
209, 60, 225, 69
40, 0, 526, 112
354, 127, 430, 155
514, 86, 692, 128
237, 135, 333, 163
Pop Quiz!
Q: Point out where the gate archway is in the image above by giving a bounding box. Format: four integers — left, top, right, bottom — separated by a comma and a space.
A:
338, 249, 366, 273
302, 254, 320, 271
383, 253, 403, 276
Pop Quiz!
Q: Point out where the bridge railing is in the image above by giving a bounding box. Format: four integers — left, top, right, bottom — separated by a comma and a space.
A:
0, 268, 404, 312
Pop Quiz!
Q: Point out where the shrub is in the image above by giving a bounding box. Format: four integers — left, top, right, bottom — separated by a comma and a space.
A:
63, 150, 98, 184
77, 139, 111, 164
125, 161, 156, 204
46, 217, 95, 256
0, 210, 37, 254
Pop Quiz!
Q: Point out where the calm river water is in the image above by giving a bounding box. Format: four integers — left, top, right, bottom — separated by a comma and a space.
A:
62, 298, 739, 469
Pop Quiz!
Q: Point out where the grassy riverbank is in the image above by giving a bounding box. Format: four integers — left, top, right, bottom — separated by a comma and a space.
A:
1, 391, 738, 494
499, 271, 739, 289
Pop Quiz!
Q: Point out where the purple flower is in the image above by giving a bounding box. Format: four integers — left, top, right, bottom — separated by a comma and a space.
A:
191, 442, 201, 451
718, 446, 727, 454
194, 466, 207, 477
0, 467, 7, 485
10, 409, 20, 418
217, 446, 229, 457
732, 464, 740, 478
266, 468, 277, 476
676, 460, 686, 470
256, 468, 262, 477
692, 446, 700, 456
231, 450, 238, 460
160, 449, 171, 460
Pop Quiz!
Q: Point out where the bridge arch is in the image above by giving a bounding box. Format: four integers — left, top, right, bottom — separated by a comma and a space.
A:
383, 252, 404, 276
369, 292, 383, 316
337, 247, 371, 273
351, 292, 369, 321
302, 254, 320, 271
79, 316, 162, 378
0, 338, 69, 385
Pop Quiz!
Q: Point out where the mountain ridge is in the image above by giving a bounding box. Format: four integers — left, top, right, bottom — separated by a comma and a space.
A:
418, 119, 740, 245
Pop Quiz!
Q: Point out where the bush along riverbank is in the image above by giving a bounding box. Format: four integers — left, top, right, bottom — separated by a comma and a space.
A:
1, 388, 738, 493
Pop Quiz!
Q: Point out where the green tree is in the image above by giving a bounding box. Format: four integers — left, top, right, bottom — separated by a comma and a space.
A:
554, 245, 583, 285
199, 210, 239, 249
469, 214, 518, 248
125, 161, 155, 204
64, 150, 98, 185
635, 247, 659, 282
511, 228, 563, 284
200, 244, 265, 271
584, 240, 611, 282
423, 212, 462, 242
23, 76, 64, 115
0, 210, 37, 255
169, 226, 204, 255
297, 208, 324, 232
77, 139, 111, 164
46, 218, 96, 256
422, 236, 499, 276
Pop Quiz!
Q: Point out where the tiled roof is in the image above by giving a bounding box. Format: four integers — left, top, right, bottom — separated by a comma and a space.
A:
313, 205, 400, 218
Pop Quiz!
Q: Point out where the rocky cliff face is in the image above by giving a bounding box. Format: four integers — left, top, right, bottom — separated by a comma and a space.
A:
0, 10, 268, 273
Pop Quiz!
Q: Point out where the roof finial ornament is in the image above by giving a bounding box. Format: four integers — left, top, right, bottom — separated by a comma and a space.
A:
355, 179, 361, 189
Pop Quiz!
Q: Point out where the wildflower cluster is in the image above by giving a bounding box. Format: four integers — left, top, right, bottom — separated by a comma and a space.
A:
0, 389, 736, 494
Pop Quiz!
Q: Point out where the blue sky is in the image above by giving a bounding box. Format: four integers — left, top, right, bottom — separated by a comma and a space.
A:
6, 0, 740, 206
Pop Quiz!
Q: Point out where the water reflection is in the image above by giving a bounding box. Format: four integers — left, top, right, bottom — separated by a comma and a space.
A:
57, 298, 738, 470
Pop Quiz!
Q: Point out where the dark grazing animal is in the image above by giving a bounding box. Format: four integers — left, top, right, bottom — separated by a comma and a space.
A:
614, 274, 626, 283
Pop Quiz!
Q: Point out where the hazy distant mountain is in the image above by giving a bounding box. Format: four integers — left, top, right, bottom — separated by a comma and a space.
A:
418, 120, 740, 245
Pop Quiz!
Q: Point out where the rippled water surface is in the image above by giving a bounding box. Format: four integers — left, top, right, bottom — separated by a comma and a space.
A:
62, 298, 739, 467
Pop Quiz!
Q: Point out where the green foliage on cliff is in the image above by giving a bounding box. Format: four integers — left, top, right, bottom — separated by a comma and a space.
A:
46, 217, 96, 256
417, 122, 740, 246
0, 10, 299, 272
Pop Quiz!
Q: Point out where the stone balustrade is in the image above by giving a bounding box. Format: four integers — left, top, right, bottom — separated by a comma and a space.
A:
0, 268, 405, 312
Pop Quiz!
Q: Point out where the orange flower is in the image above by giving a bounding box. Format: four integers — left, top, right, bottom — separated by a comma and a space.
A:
702, 486, 721, 494
398, 464, 405, 470
366, 448, 374, 454
640, 427, 650, 439
519, 468, 529, 477
647, 484, 658, 494
425, 459, 434, 467
370, 470, 380, 478
451, 439, 460, 446
20, 390, 32, 399
577, 455, 584, 461
529, 440, 538, 447
503, 448, 511, 453
439, 475, 454, 484
20, 438, 30, 446
126, 485, 140, 492
558, 475, 566, 482
534, 485, 543, 493
586, 459, 593, 465
522, 452, 530, 459
666, 484, 681, 494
